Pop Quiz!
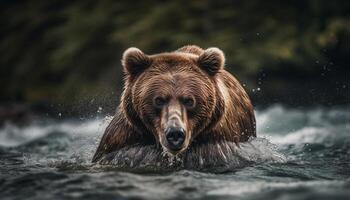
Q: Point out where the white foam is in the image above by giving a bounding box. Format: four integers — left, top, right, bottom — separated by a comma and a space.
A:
0, 117, 110, 147
255, 104, 350, 145
265, 127, 329, 145
208, 179, 346, 196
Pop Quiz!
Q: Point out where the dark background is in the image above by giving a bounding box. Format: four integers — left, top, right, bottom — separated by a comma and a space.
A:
1, 0, 349, 121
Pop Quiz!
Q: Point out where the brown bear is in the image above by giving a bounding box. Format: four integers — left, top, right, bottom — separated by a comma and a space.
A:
92, 45, 256, 171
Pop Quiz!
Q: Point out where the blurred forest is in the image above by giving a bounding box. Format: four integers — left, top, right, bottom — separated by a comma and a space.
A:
1, 0, 350, 118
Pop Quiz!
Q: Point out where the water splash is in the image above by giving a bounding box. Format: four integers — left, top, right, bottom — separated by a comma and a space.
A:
0, 105, 349, 200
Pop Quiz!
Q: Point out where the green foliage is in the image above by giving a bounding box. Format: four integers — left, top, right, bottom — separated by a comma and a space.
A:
1, 0, 349, 108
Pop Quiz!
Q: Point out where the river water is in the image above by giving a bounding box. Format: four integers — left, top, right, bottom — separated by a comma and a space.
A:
0, 105, 349, 200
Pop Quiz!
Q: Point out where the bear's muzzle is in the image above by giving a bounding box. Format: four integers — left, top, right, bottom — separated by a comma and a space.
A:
160, 100, 190, 154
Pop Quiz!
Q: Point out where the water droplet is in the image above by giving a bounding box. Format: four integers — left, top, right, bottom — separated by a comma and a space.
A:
97, 107, 103, 113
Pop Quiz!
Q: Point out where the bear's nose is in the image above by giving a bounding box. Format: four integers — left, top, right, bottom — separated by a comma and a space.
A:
165, 127, 185, 151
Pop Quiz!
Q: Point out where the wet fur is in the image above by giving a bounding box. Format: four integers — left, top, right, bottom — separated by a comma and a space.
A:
92, 45, 256, 167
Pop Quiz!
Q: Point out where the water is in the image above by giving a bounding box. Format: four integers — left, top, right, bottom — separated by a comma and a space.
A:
0, 105, 349, 200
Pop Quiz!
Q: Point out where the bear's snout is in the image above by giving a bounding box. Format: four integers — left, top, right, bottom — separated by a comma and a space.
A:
159, 99, 190, 154
165, 126, 185, 151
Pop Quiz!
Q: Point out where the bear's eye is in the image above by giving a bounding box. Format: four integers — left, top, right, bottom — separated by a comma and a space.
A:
154, 97, 167, 108
182, 98, 195, 108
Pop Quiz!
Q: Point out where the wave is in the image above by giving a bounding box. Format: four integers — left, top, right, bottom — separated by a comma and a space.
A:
208, 179, 350, 199
256, 105, 350, 146
0, 117, 111, 147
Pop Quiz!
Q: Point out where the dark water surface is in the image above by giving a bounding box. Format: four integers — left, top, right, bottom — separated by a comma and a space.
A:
0, 105, 349, 200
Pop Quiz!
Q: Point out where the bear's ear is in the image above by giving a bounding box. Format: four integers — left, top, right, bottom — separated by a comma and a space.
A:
197, 47, 225, 76
122, 47, 151, 78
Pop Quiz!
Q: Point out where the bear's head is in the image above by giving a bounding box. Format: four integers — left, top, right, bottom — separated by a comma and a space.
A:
121, 46, 226, 155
